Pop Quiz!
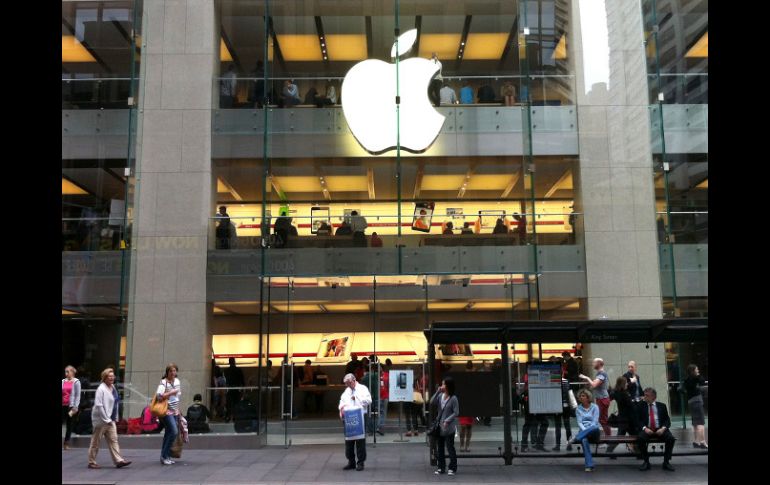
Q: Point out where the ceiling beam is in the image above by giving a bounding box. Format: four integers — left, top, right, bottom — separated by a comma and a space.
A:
544, 169, 571, 198
499, 15, 519, 67
269, 175, 286, 200
218, 176, 243, 201
365, 16, 374, 58
266, 16, 286, 69
455, 15, 472, 68
457, 164, 476, 198
367, 167, 376, 199
314, 16, 328, 62
413, 161, 424, 199
220, 27, 243, 71
500, 171, 520, 198
413, 16, 422, 57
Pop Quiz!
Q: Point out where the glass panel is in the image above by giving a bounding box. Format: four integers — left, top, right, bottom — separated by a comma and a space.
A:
644, 0, 708, 318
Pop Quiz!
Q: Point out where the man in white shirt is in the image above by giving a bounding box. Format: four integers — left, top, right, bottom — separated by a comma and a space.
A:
439, 83, 457, 105
339, 373, 372, 471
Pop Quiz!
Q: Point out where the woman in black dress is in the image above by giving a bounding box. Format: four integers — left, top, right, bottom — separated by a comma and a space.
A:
606, 376, 638, 455
684, 364, 708, 449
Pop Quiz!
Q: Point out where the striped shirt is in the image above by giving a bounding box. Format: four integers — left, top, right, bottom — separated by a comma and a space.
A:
156, 378, 181, 412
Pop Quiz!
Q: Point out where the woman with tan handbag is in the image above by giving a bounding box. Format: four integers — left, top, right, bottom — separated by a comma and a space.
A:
87, 368, 131, 469
155, 363, 181, 465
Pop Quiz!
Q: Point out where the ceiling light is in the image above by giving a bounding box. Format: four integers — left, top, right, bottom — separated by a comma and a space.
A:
323, 304, 371, 312
326, 34, 368, 61
686, 31, 707, 58
62, 35, 96, 63
428, 302, 469, 310
220, 38, 233, 61
272, 304, 321, 312
463, 33, 509, 60
62, 178, 88, 195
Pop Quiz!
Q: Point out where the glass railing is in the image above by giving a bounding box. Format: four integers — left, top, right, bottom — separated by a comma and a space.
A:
62, 78, 134, 110
62, 217, 130, 251
655, 211, 708, 244
647, 73, 708, 105
212, 74, 575, 110
208, 212, 582, 250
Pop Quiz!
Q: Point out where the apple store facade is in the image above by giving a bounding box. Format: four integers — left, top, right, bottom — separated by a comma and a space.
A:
62, 0, 707, 449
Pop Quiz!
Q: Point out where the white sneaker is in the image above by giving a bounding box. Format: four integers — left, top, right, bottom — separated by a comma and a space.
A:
162, 459, 173, 465
448, 470, 455, 476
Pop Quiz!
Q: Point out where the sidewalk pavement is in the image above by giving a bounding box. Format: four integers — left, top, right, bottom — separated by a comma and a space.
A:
63, 442, 708, 484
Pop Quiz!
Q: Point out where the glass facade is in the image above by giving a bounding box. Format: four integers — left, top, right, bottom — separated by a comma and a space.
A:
62, 0, 706, 451
62, 0, 144, 415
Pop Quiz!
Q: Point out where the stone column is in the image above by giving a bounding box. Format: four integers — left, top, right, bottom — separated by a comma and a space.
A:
124, 0, 217, 417
569, 0, 668, 406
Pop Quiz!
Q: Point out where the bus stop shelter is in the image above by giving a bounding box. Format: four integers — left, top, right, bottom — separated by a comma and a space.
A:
423, 318, 708, 465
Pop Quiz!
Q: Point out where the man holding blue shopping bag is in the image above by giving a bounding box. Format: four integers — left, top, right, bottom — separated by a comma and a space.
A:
339, 373, 372, 471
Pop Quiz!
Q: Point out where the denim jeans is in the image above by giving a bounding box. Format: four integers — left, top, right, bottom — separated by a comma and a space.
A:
161, 414, 178, 460
575, 425, 600, 468
378, 398, 389, 429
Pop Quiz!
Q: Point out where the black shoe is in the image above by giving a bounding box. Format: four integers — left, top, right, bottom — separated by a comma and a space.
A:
552, 445, 560, 451
376, 429, 385, 436
343, 463, 355, 470
662, 462, 675, 472
534, 445, 547, 452
639, 461, 651, 471
566, 444, 573, 451
520, 446, 528, 452
609, 456, 617, 460
356, 463, 364, 471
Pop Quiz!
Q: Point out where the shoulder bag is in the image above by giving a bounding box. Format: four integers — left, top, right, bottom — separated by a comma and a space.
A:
150, 379, 169, 417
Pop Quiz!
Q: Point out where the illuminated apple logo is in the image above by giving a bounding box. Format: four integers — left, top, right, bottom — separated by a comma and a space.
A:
341, 29, 446, 155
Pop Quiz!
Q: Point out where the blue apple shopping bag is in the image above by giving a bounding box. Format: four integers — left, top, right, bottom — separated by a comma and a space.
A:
343, 406, 365, 440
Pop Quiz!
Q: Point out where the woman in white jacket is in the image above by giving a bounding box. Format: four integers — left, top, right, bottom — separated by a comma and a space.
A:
87, 368, 131, 469
62, 365, 81, 449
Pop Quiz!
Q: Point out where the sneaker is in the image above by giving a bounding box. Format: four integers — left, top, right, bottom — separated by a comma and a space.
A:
448, 470, 455, 476
435, 469, 445, 475
162, 459, 173, 465
584, 467, 594, 472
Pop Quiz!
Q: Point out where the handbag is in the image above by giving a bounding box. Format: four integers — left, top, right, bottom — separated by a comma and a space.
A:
427, 418, 442, 438
150, 394, 168, 417
608, 412, 619, 428
151, 382, 170, 417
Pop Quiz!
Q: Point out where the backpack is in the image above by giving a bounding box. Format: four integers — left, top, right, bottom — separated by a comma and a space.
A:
187, 404, 205, 423
140, 405, 161, 434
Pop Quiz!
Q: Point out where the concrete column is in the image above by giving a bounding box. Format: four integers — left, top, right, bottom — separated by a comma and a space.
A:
569, 0, 668, 406
125, 0, 217, 417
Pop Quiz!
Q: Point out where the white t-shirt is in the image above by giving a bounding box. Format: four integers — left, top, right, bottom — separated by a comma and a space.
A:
156, 378, 181, 412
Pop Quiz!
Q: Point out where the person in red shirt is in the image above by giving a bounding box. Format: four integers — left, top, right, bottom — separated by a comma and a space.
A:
378, 359, 392, 434
370, 232, 383, 247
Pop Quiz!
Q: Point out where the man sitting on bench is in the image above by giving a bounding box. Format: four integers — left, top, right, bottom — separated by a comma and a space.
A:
636, 387, 675, 472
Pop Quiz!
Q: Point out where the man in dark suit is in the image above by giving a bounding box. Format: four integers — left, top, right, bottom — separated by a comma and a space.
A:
636, 387, 676, 471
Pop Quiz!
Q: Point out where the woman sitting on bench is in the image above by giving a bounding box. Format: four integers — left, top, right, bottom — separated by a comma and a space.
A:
570, 389, 601, 472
